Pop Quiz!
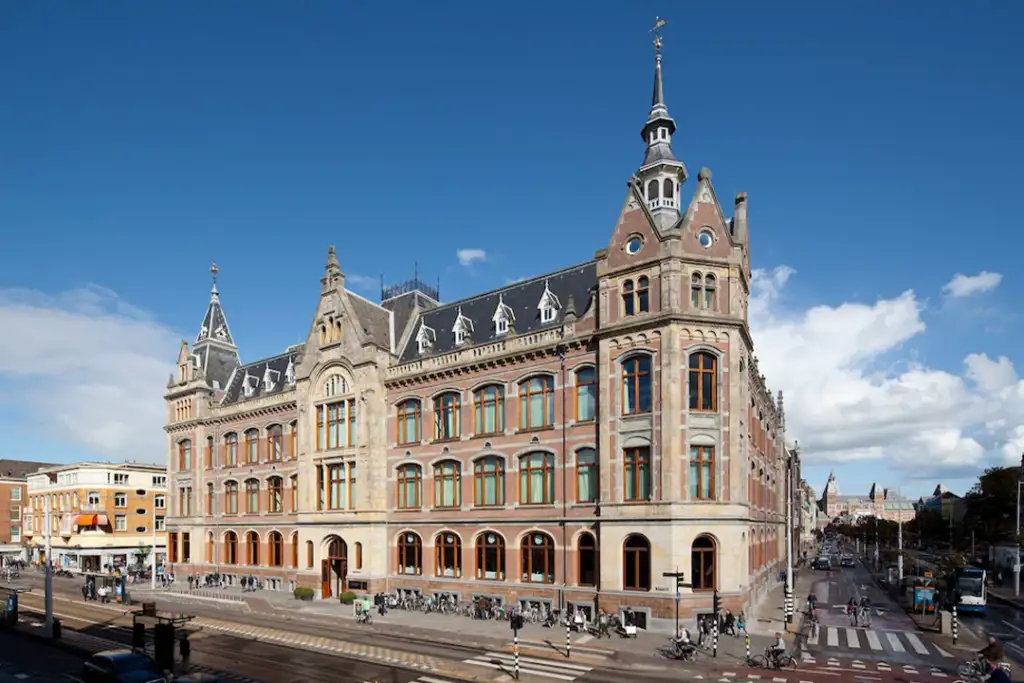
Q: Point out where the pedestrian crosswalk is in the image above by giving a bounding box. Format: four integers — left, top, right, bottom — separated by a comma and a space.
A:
806, 626, 953, 659
463, 651, 593, 681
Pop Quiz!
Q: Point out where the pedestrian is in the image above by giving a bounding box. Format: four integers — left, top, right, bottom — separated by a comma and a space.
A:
179, 633, 191, 669
736, 611, 747, 636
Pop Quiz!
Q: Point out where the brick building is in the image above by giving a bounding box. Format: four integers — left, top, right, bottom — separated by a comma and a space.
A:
0, 459, 57, 563
164, 40, 789, 629
23, 463, 168, 572
818, 472, 914, 524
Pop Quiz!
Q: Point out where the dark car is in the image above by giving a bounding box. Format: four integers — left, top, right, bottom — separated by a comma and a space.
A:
840, 555, 855, 567
83, 650, 163, 683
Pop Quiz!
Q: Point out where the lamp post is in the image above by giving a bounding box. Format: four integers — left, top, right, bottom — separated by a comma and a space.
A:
559, 348, 570, 658
784, 452, 793, 624
43, 496, 53, 638
151, 497, 158, 590
1016, 453, 1023, 597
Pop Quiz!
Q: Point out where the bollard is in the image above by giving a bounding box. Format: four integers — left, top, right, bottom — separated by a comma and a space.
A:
952, 605, 958, 646
514, 630, 520, 680
566, 620, 571, 659
712, 620, 719, 658
784, 588, 793, 623
745, 634, 750, 661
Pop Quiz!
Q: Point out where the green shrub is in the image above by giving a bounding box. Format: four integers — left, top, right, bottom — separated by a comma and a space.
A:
293, 587, 315, 600
339, 591, 357, 604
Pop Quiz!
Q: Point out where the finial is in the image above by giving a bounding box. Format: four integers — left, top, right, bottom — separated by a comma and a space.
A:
650, 16, 667, 53
210, 261, 219, 290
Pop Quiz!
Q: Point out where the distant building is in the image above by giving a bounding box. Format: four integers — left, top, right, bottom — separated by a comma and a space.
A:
0, 459, 59, 563
23, 462, 167, 572
819, 472, 914, 523
915, 485, 966, 524
797, 480, 818, 553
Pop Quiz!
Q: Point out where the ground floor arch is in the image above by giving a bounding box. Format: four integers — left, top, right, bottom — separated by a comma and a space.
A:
321, 535, 348, 599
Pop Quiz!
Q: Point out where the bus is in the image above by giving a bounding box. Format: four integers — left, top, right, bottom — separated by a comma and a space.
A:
954, 567, 987, 614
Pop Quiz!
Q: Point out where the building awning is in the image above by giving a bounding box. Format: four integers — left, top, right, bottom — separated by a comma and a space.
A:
76, 514, 98, 526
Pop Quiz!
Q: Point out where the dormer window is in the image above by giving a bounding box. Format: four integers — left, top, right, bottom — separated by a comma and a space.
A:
453, 306, 474, 346
537, 281, 560, 324
284, 358, 295, 386
491, 294, 515, 336
415, 321, 436, 355
262, 366, 280, 393
242, 372, 258, 398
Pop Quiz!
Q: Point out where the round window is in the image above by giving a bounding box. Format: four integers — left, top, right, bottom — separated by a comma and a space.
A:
446, 534, 454, 543
625, 237, 643, 255
406, 534, 416, 543
487, 534, 496, 543
698, 231, 714, 249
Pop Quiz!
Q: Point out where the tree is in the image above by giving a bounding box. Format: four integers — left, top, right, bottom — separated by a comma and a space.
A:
964, 466, 1021, 545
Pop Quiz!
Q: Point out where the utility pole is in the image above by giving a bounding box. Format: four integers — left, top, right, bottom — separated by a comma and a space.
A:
662, 570, 690, 638
1016, 453, 1023, 597
43, 496, 53, 638
898, 509, 904, 582
874, 516, 879, 570
151, 497, 158, 590
558, 348, 570, 659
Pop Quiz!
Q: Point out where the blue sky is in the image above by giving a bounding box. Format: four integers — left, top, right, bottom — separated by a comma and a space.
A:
0, 1, 1020, 500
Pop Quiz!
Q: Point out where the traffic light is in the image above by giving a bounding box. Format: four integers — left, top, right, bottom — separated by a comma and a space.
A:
154, 623, 175, 671
712, 589, 721, 615
510, 613, 525, 631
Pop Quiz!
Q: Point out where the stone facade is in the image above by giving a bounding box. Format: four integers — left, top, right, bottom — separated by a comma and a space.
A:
163, 43, 790, 630
819, 473, 914, 523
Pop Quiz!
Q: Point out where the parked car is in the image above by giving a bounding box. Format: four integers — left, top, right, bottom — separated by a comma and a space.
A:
82, 650, 163, 683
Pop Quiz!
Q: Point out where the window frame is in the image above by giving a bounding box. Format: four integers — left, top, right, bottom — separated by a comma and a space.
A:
432, 460, 461, 508
622, 355, 653, 415
435, 532, 462, 578
244, 429, 259, 464
224, 481, 238, 515
518, 375, 555, 430
578, 532, 597, 586
520, 532, 555, 584
473, 385, 505, 436
689, 445, 716, 500
397, 532, 423, 575
691, 535, 717, 592
224, 433, 238, 467
266, 424, 283, 462
245, 531, 260, 566
267, 476, 284, 513
518, 452, 555, 505
688, 352, 718, 412
178, 440, 191, 471
244, 479, 260, 514
473, 456, 505, 507
574, 367, 596, 422
623, 446, 651, 502
268, 531, 284, 567
433, 392, 461, 441
396, 464, 422, 509
396, 399, 422, 446
475, 532, 506, 580
574, 448, 597, 503
623, 534, 652, 591
622, 280, 635, 317
636, 276, 650, 313
224, 531, 238, 565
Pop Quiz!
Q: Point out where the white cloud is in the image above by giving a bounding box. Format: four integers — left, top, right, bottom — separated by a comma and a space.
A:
942, 271, 1003, 298
0, 285, 179, 463
345, 274, 379, 293
456, 249, 487, 267
751, 268, 1024, 481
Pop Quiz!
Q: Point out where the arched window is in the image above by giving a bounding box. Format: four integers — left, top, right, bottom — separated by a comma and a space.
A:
623, 534, 651, 591
224, 531, 238, 565
87, 491, 100, 506
323, 374, 348, 397
206, 532, 215, 563
636, 276, 650, 313
306, 540, 314, 569
244, 429, 259, 464
476, 532, 505, 580
519, 376, 554, 429
435, 532, 462, 578
688, 352, 717, 412
288, 421, 298, 459
689, 446, 715, 500
647, 179, 659, 200
178, 440, 192, 471
519, 452, 554, 505
574, 367, 595, 421
396, 464, 422, 509
267, 476, 284, 513
290, 474, 299, 513
266, 424, 283, 461
521, 532, 555, 584
224, 481, 238, 515
268, 531, 284, 567
224, 432, 238, 466
246, 532, 262, 565
244, 479, 260, 514
473, 456, 505, 507
319, 325, 327, 345
623, 447, 651, 501
433, 460, 461, 508
396, 399, 422, 445
578, 532, 597, 586
622, 355, 652, 415
433, 392, 461, 441
397, 532, 422, 575
663, 178, 674, 199
290, 532, 299, 568
473, 385, 505, 435
690, 272, 703, 309
703, 274, 717, 310
575, 448, 597, 503
622, 279, 636, 317
692, 535, 717, 591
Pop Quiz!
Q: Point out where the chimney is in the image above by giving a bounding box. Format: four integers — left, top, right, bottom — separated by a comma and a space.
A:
733, 192, 748, 243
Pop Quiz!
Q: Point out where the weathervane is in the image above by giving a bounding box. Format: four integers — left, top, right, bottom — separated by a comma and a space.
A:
650, 16, 667, 53
210, 261, 219, 290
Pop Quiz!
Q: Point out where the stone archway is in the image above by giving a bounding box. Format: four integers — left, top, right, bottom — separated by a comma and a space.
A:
321, 535, 348, 599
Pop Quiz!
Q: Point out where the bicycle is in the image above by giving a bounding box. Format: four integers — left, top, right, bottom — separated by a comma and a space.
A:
747, 648, 798, 671
957, 659, 1011, 680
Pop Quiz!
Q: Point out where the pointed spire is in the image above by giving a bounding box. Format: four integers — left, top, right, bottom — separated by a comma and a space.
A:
195, 261, 236, 348
563, 293, 577, 322
640, 32, 679, 169
326, 246, 340, 275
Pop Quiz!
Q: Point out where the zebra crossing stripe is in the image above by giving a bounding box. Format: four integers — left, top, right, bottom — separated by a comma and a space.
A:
885, 632, 905, 653
865, 630, 882, 650
845, 628, 860, 648
905, 633, 930, 655
826, 628, 838, 647
464, 651, 592, 681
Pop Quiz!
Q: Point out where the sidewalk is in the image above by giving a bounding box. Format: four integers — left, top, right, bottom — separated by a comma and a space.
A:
749, 568, 815, 643
988, 584, 1024, 610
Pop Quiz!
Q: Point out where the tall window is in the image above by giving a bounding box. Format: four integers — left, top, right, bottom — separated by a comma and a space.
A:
224, 531, 238, 565
688, 352, 717, 412
473, 385, 504, 435
244, 479, 259, 513
205, 483, 213, 514
266, 424, 283, 461
290, 474, 298, 512
519, 376, 554, 430
354, 541, 362, 569
433, 461, 461, 508
178, 440, 191, 471
288, 422, 298, 459
690, 272, 703, 309
691, 535, 716, 591
225, 481, 238, 514
622, 280, 635, 317
327, 463, 356, 510
578, 532, 597, 586
244, 429, 259, 464
246, 531, 260, 565
575, 448, 597, 503
703, 274, 716, 310
397, 532, 422, 575
323, 374, 347, 397
224, 433, 238, 466
622, 355, 652, 415
574, 367, 596, 421
519, 452, 555, 505
473, 456, 505, 507
433, 392, 461, 440
476, 532, 505, 580
689, 446, 715, 500
291, 532, 299, 567
207, 533, 215, 563
623, 534, 651, 591
267, 476, 284, 513
317, 400, 357, 449
623, 447, 652, 501
435, 532, 461, 578
396, 399, 422, 445
636, 276, 650, 313
396, 464, 422, 509
268, 531, 283, 567
205, 436, 214, 469
521, 532, 555, 584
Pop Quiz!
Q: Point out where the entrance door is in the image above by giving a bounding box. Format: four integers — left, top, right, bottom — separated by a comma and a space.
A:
321, 560, 331, 600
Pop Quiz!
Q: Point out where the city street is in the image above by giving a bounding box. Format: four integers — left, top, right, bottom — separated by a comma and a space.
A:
0, 629, 87, 682
956, 594, 1024, 666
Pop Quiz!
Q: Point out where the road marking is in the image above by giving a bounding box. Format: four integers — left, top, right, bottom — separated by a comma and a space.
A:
845, 628, 861, 649
575, 634, 594, 644
885, 632, 905, 653
1002, 619, 1024, 636
865, 630, 882, 650
934, 645, 954, 658
482, 652, 592, 672
904, 633, 929, 655
827, 627, 838, 647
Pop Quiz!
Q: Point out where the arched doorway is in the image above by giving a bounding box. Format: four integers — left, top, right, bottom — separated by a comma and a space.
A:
321, 536, 348, 599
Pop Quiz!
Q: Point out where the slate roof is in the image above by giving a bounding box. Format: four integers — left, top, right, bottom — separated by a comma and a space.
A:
640, 54, 679, 169
192, 344, 239, 392
0, 459, 59, 479
383, 289, 440, 349
196, 287, 234, 346
347, 293, 392, 350
221, 350, 298, 405
397, 261, 596, 363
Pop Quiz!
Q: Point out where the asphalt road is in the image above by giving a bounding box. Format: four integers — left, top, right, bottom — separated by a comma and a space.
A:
957, 595, 1024, 666
0, 629, 88, 682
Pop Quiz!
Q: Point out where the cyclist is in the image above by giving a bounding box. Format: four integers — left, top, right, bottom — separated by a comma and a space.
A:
770, 632, 787, 668
987, 661, 1011, 683
978, 636, 1005, 672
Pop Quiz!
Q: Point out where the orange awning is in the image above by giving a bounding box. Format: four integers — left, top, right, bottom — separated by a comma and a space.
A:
76, 514, 97, 526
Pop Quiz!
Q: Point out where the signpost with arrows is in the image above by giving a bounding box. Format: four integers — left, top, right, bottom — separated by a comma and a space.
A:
662, 570, 690, 642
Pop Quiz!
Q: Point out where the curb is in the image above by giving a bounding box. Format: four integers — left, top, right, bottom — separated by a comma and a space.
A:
989, 592, 1024, 612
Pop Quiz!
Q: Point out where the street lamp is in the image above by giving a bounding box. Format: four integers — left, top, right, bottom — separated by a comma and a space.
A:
1016, 453, 1023, 597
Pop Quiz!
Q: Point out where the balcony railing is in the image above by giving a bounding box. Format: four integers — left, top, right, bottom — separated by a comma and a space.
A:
80, 503, 106, 513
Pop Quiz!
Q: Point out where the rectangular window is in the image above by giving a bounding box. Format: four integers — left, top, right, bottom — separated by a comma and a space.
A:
519, 453, 555, 505
689, 446, 715, 500
623, 447, 651, 501
316, 465, 324, 511
473, 386, 504, 435
225, 484, 238, 514
245, 482, 259, 513
154, 495, 166, 509
328, 464, 348, 510
319, 400, 357, 450
182, 532, 191, 563
114, 493, 126, 508
348, 463, 357, 508
433, 394, 461, 440
10, 487, 21, 501
168, 532, 178, 563
519, 377, 554, 430
268, 479, 284, 513
397, 466, 421, 509
575, 448, 597, 503
205, 437, 214, 469
114, 515, 127, 531
10, 527, 19, 543
473, 458, 505, 507
178, 441, 191, 470
290, 476, 298, 513
575, 368, 596, 421
433, 462, 461, 508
